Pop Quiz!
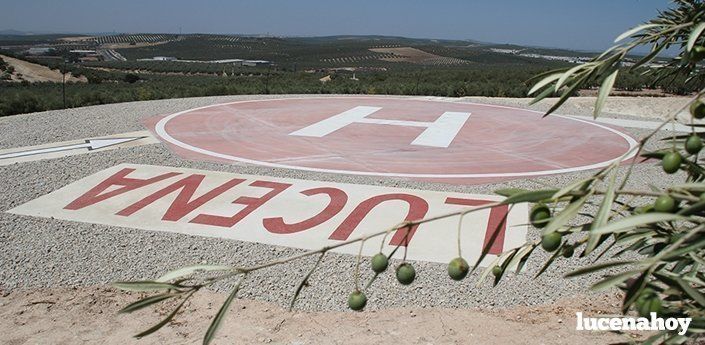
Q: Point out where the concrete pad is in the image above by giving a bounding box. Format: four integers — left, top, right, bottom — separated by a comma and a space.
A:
145, 97, 638, 185
8, 163, 528, 266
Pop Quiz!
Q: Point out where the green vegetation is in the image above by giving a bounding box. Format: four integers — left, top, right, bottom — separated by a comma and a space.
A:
0, 57, 12, 81
95, 33, 177, 45
0, 34, 80, 46
0, 63, 558, 116
113, 35, 566, 67
0, 33, 699, 117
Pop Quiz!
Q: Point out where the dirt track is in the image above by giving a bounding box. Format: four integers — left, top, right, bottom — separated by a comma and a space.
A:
0, 55, 86, 83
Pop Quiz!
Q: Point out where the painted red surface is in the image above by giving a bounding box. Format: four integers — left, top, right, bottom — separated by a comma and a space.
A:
63, 167, 511, 251
145, 97, 636, 184
263, 187, 348, 234
445, 197, 509, 255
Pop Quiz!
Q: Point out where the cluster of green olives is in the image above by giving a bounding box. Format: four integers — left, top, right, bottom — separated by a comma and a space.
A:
662, 100, 705, 174
530, 204, 571, 255
347, 253, 418, 311
348, 252, 471, 311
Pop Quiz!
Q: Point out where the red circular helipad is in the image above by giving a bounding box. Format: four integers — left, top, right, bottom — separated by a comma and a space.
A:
148, 97, 637, 184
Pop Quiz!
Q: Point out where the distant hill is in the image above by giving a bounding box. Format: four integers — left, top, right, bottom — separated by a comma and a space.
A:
0, 32, 604, 69
0, 29, 29, 35
0, 29, 64, 36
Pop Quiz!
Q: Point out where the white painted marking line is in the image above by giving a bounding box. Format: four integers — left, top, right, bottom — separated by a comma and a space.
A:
290, 106, 382, 137
0, 137, 143, 160
410, 96, 700, 133
0, 130, 159, 166
155, 97, 639, 179
8, 164, 528, 266
411, 112, 471, 148
567, 115, 701, 132
289, 105, 471, 148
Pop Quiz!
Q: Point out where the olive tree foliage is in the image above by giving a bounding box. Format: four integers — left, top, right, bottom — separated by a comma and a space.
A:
114, 1, 705, 344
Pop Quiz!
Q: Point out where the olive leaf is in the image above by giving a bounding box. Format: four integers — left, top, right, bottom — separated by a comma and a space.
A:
590, 213, 687, 235
584, 172, 617, 256
494, 187, 529, 197
541, 192, 592, 236
614, 23, 663, 43
134, 290, 195, 339
687, 22, 705, 51
119, 293, 181, 313
564, 260, 634, 278
594, 69, 618, 118
527, 73, 562, 96
590, 270, 641, 292
112, 281, 182, 292
203, 276, 246, 345
156, 264, 234, 283
500, 189, 558, 205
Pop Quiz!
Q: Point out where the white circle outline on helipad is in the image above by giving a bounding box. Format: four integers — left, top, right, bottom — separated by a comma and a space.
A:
154, 96, 639, 179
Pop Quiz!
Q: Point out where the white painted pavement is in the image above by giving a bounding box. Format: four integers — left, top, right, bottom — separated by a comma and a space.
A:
8, 164, 529, 266
0, 131, 159, 166
289, 105, 472, 148
0, 137, 142, 159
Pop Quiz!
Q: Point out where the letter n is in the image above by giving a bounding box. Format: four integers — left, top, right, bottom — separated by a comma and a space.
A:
191, 180, 291, 227
116, 174, 245, 221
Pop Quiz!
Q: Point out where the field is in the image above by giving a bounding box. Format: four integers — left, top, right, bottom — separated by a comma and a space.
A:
0, 54, 85, 83
368, 47, 469, 65
0, 33, 694, 117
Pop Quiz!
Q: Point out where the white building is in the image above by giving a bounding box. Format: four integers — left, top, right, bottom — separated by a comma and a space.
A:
242, 60, 271, 66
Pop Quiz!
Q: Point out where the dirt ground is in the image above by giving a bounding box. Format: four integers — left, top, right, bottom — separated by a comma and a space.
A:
369, 47, 468, 65
0, 55, 86, 83
0, 285, 639, 344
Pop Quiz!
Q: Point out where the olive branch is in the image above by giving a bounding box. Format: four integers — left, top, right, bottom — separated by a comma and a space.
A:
114, 2, 705, 344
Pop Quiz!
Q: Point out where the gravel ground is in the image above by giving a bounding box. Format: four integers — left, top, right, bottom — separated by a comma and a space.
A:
0, 94, 689, 312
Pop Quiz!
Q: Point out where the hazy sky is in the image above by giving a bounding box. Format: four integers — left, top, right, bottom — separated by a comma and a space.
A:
2, 0, 670, 51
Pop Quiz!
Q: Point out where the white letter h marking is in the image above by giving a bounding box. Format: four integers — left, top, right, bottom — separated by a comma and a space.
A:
289, 106, 470, 148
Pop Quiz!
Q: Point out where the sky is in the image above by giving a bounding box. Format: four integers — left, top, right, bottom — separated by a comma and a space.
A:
1, 0, 671, 52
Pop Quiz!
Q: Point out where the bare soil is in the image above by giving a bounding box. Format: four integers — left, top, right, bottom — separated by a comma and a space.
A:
369, 47, 468, 65
0, 55, 86, 83
0, 285, 638, 344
